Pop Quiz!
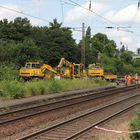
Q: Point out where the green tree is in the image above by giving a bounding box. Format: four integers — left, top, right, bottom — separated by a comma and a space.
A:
85, 47, 98, 66
0, 40, 17, 63
120, 51, 133, 64
120, 45, 125, 52
30, 26, 48, 47
86, 33, 117, 67
85, 26, 91, 48
101, 53, 117, 73
0, 63, 18, 81
12, 17, 31, 41
39, 19, 78, 66
104, 42, 116, 57
0, 17, 31, 42
14, 39, 40, 66
137, 48, 140, 54
84, 26, 98, 66
91, 33, 108, 53
133, 59, 140, 67
132, 59, 140, 74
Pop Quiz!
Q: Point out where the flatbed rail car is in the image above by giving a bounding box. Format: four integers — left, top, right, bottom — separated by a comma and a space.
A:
87, 63, 117, 81
104, 73, 117, 81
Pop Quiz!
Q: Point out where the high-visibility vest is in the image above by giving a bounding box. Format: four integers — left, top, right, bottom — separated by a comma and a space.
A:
134, 75, 138, 80
47, 74, 51, 79
126, 75, 131, 86
127, 75, 131, 81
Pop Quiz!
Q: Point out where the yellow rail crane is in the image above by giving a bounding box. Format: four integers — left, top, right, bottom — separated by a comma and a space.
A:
57, 58, 84, 79
19, 62, 57, 80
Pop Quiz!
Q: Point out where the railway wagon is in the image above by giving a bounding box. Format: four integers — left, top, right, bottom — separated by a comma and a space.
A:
104, 73, 117, 81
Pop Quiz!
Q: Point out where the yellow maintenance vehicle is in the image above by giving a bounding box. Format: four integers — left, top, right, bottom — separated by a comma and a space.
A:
87, 52, 117, 81
87, 63, 117, 81
19, 62, 57, 80
57, 58, 84, 79
87, 63, 104, 78
104, 72, 117, 81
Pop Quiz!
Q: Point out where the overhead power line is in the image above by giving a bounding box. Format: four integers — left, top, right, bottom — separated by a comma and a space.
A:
67, 0, 135, 34
0, 5, 50, 23
117, 28, 133, 33
106, 26, 133, 33
60, 0, 64, 24
62, 1, 77, 7
68, 0, 120, 27
0, 4, 87, 32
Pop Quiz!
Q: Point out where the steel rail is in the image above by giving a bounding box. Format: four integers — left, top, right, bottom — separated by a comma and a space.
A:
0, 86, 115, 116
0, 86, 135, 125
65, 103, 138, 140
18, 92, 140, 140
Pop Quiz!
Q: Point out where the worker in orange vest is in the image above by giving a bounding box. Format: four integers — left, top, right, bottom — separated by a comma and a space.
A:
134, 73, 139, 88
47, 73, 51, 79
126, 73, 132, 86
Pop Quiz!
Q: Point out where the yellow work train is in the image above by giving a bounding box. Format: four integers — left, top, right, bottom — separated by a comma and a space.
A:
57, 58, 84, 79
19, 58, 85, 80
87, 63, 104, 77
19, 62, 57, 80
87, 63, 117, 81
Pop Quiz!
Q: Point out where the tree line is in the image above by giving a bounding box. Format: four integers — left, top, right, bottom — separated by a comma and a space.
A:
0, 17, 140, 80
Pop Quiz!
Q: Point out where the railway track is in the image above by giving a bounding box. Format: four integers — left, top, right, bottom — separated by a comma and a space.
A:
0, 86, 115, 113
19, 92, 140, 140
0, 86, 135, 125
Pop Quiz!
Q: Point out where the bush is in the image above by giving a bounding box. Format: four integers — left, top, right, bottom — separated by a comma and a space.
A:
0, 63, 18, 81
0, 78, 110, 99
48, 79, 63, 93
23, 81, 49, 96
129, 108, 140, 140
0, 80, 24, 99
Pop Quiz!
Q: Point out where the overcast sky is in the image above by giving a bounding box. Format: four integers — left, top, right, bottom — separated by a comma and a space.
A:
0, 0, 140, 52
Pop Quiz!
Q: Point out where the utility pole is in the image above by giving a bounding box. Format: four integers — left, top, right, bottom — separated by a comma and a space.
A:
89, 0, 91, 11
138, 0, 140, 9
81, 22, 85, 68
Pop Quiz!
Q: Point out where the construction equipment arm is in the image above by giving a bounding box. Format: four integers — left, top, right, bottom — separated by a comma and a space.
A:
41, 64, 57, 74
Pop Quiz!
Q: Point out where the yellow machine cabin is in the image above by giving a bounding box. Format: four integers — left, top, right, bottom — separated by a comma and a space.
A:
87, 63, 104, 77
87, 63, 117, 81
57, 58, 74, 79
73, 63, 84, 78
19, 62, 57, 80
57, 58, 84, 79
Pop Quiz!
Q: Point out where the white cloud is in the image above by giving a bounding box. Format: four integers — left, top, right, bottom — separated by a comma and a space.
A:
0, 1, 48, 26
94, 0, 124, 3
65, 1, 110, 23
65, 1, 140, 52
0, 4, 20, 21
105, 29, 137, 51
106, 4, 140, 24
121, 36, 133, 44
136, 43, 140, 49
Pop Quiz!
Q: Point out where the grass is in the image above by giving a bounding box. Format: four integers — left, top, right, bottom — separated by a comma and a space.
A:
0, 78, 111, 99
129, 107, 140, 140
